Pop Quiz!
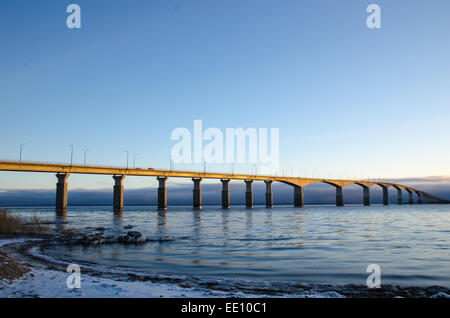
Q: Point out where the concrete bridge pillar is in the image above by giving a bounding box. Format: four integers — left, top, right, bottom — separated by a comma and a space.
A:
192, 178, 202, 210
264, 180, 273, 208
113, 175, 125, 211
157, 176, 168, 210
56, 173, 70, 212
417, 192, 423, 204
220, 179, 230, 209
363, 186, 370, 206
245, 180, 254, 208
336, 186, 344, 206
407, 190, 414, 204
382, 186, 389, 205
294, 185, 304, 208
221, 179, 230, 209
397, 188, 403, 205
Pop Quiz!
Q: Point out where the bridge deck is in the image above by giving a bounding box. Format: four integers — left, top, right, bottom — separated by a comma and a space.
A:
0, 160, 425, 193
1, 160, 448, 208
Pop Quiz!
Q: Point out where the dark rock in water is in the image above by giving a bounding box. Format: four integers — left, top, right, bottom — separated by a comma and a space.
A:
94, 227, 106, 232
58, 229, 148, 246
135, 236, 146, 243
115, 231, 147, 243
123, 225, 133, 229
127, 231, 146, 243
127, 231, 142, 238
118, 235, 129, 243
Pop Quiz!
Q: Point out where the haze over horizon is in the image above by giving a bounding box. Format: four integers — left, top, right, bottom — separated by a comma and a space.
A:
1, 175, 449, 206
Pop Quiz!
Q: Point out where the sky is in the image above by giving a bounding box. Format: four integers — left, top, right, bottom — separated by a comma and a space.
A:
1, 0, 450, 197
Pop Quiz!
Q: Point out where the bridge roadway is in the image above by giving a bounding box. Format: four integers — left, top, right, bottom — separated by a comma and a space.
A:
0, 161, 447, 212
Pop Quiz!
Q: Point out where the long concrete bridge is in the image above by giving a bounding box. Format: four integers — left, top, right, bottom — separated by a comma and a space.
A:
0, 161, 448, 212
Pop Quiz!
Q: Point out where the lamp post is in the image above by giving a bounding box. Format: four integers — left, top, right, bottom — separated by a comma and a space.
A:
123, 150, 129, 168
133, 153, 138, 168
84, 149, 90, 166
68, 145, 73, 165
19, 143, 26, 161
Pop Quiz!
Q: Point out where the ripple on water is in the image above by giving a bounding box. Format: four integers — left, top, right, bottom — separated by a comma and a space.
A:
8, 204, 450, 287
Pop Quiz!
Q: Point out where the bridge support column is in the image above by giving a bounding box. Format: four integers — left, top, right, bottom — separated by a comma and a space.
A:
336, 186, 344, 207
363, 186, 370, 206
264, 180, 273, 208
221, 179, 230, 209
192, 178, 202, 210
417, 192, 423, 204
56, 173, 70, 212
245, 180, 254, 208
382, 186, 389, 205
407, 190, 414, 204
294, 185, 304, 208
113, 175, 125, 211
157, 176, 168, 210
397, 189, 403, 205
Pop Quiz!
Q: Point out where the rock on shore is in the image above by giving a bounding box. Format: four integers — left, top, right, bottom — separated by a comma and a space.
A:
61, 230, 149, 246
0, 250, 29, 282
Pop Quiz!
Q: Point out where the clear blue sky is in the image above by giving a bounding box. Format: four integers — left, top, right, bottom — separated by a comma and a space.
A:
1, 0, 449, 190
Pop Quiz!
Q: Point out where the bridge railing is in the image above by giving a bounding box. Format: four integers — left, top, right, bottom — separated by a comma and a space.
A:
0, 159, 276, 178
0, 159, 134, 169
0, 159, 412, 184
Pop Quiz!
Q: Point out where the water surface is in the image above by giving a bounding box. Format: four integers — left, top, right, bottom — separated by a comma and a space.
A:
9, 204, 450, 287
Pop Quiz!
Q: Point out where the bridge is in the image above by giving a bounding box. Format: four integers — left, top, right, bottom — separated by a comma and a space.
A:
0, 161, 448, 212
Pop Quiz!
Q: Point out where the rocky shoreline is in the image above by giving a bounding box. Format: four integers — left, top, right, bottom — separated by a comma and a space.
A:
0, 249, 29, 282
58, 228, 164, 245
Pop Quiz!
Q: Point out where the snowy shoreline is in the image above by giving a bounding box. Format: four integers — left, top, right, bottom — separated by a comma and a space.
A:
0, 238, 254, 298
0, 238, 344, 298
1, 238, 449, 298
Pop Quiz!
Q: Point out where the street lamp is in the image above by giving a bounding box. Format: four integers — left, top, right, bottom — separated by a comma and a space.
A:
123, 150, 129, 168
68, 145, 73, 165
84, 149, 90, 166
133, 153, 138, 168
19, 143, 26, 161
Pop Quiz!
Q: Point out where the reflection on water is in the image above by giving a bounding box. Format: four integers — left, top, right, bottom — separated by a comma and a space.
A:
8, 204, 450, 287
55, 210, 67, 231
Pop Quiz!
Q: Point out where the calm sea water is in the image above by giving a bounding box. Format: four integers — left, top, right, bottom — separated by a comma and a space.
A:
8, 204, 450, 287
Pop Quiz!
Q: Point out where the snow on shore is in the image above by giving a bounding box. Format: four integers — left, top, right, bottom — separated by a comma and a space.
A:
0, 239, 28, 248
0, 238, 228, 298
0, 238, 346, 298
0, 267, 230, 298
0, 266, 348, 298
3, 239, 448, 298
